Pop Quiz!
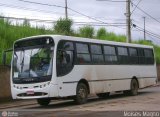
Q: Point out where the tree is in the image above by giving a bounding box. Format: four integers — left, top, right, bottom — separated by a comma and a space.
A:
54, 18, 73, 35
79, 25, 94, 38
96, 27, 107, 39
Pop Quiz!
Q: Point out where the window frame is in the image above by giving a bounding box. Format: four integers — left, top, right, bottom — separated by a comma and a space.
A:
128, 47, 139, 64
90, 44, 104, 64
75, 42, 92, 65
56, 40, 75, 77
103, 45, 118, 64
117, 46, 129, 64
57, 40, 155, 66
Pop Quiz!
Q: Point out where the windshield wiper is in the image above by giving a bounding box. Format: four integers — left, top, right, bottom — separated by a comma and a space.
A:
20, 48, 25, 73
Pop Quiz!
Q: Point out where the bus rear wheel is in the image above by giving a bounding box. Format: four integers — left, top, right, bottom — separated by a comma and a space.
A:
130, 79, 139, 96
37, 98, 51, 106
96, 92, 110, 98
75, 83, 88, 104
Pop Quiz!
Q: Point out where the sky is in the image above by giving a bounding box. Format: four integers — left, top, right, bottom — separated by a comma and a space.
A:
0, 0, 160, 45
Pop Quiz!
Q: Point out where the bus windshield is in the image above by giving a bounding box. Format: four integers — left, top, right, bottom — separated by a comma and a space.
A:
12, 37, 54, 83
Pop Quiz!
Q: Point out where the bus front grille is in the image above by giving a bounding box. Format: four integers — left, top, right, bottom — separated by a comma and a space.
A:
17, 92, 48, 97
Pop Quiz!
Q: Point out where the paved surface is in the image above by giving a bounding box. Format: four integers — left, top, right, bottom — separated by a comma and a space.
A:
0, 85, 160, 117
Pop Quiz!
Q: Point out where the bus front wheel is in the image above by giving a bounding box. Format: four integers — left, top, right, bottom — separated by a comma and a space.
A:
37, 98, 51, 106
75, 83, 88, 104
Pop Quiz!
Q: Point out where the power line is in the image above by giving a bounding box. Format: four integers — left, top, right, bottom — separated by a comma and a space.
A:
68, 8, 107, 24
134, 25, 160, 39
96, 0, 126, 2
0, 3, 65, 15
131, 0, 142, 15
0, 16, 127, 27
18, 0, 65, 8
135, 28, 160, 44
17, 0, 126, 30
131, 2, 160, 24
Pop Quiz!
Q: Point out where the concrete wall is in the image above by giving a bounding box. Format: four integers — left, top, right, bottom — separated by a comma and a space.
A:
157, 64, 160, 81
0, 65, 11, 101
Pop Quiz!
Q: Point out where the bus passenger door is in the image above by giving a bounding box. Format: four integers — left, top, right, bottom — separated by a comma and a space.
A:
56, 41, 75, 96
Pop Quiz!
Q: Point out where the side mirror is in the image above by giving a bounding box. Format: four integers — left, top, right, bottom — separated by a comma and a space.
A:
2, 49, 13, 67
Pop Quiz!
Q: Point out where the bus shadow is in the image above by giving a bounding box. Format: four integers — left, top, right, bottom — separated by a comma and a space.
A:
27, 90, 153, 110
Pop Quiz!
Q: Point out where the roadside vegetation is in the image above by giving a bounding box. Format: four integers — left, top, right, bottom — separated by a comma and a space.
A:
0, 17, 160, 64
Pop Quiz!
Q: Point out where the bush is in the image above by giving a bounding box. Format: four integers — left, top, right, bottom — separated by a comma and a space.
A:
96, 27, 107, 39
54, 18, 73, 35
79, 25, 94, 38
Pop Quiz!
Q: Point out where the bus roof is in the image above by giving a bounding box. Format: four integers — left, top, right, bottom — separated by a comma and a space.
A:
16, 35, 153, 49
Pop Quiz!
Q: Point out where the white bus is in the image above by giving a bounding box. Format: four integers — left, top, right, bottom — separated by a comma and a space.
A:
11, 35, 157, 106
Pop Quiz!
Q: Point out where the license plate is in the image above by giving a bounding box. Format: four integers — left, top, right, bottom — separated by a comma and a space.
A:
26, 91, 34, 95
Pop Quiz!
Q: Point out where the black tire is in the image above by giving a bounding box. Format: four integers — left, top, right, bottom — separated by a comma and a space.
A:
123, 90, 130, 96
129, 79, 139, 96
37, 98, 51, 106
75, 83, 88, 104
96, 92, 110, 98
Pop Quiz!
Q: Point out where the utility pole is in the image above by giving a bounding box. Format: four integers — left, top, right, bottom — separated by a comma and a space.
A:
65, 0, 68, 19
143, 17, 146, 40
126, 0, 131, 43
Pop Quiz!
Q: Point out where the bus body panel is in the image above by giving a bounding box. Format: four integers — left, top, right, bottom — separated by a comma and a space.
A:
10, 35, 157, 99
57, 64, 157, 97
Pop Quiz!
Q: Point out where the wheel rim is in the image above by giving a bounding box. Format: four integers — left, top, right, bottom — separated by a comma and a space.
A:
78, 87, 86, 100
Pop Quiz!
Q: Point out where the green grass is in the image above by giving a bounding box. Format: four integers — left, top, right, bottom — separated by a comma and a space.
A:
0, 18, 53, 64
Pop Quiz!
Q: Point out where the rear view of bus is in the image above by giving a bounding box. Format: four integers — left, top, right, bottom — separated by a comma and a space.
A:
11, 36, 55, 105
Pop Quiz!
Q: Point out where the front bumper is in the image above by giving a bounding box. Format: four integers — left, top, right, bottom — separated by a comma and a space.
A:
11, 82, 58, 99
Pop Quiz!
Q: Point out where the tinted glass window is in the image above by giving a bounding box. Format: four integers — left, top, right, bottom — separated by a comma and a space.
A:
105, 55, 118, 63
57, 41, 74, 77
118, 47, 128, 56
14, 37, 54, 49
103, 46, 117, 64
90, 44, 102, 54
77, 54, 91, 63
76, 43, 89, 53
92, 55, 104, 63
138, 49, 144, 56
104, 46, 116, 55
129, 48, 138, 56
76, 43, 91, 64
58, 41, 74, 50
144, 49, 153, 57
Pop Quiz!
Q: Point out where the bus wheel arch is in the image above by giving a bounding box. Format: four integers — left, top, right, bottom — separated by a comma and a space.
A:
74, 79, 90, 104
78, 79, 90, 94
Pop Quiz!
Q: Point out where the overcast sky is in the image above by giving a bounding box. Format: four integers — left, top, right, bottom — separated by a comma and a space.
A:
1, 0, 160, 44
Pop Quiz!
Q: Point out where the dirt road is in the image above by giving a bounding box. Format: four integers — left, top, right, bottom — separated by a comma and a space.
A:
0, 86, 160, 117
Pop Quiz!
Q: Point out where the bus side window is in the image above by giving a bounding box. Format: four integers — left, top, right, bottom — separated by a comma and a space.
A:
129, 48, 138, 64
57, 41, 74, 77
144, 49, 154, 64
138, 49, 145, 64
117, 47, 129, 64
103, 45, 118, 64
76, 43, 91, 64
